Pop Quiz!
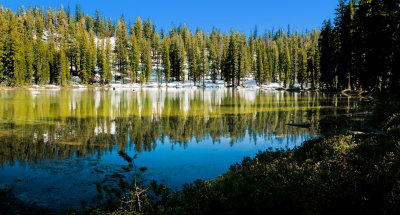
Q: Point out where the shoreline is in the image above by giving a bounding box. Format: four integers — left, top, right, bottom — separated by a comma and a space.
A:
0, 83, 340, 93
0, 85, 374, 98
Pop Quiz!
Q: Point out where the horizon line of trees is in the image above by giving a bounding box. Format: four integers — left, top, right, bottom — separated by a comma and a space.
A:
0, 4, 320, 89
0, 1, 399, 93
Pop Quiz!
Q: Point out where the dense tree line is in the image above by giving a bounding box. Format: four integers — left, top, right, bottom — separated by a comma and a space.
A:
0, 5, 114, 86
320, 0, 400, 93
0, 5, 320, 87
1, 2, 398, 92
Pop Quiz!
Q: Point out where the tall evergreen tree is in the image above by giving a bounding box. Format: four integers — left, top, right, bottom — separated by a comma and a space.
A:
23, 9, 34, 84
224, 30, 239, 85
59, 48, 69, 85
2, 11, 25, 86
162, 37, 171, 85
255, 39, 264, 85
104, 38, 113, 83
0, 8, 4, 81
209, 29, 221, 83
129, 34, 140, 83
141, 39, 152, 84
115, 15, 129, 83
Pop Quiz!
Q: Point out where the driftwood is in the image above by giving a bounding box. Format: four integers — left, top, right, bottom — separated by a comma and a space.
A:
285, 123, 311, 128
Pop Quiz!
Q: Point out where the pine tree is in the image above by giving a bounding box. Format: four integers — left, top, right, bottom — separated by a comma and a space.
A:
278, 37, 284, 83
335, 0, 355, 90
209, 29, 220, 83
220, 33, 229, 81
75, 3, 83, 22
59, 48, 69, 85
290, 33, 299, 87
97, 41, 105, 83
47, 39, 58, 84
283, 41, 291, 87
266, 48, 272, 84
107, 17, 114, 37
77, 21, 90, 84
255, 40, 264, 85
162, 37, 171, 85
129, 34, 140, 83
141, 39, 152, 84
94, 9, 102, 36
170, 33, 186, 82
0, 9, 4, 80
187, 33, 199, 84
319, 20, 336, 89
23, 9, 34, 84
143, 18, 153, 40
238, 33, 248, 86
33, 13, 49, 86
56, 6, 68, 46
313, 45, 321, 88
133, 17, 143, 41
14, 17, 26, 86
2, 11, 25, 86
224, 30, 239, 85
198, 31, 209, 86
115, 16, 129, 83
153, 33, 162, 85
87, 30, 97, 79
271, 42, 279, 82
104, 38, 113, 83
298, 44, 307, 89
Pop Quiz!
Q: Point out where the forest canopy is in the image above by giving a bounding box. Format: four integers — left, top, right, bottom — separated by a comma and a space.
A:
0, 0, 399, 94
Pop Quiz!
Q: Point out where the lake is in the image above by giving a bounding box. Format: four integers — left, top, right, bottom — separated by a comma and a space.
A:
0, 88, 368, 210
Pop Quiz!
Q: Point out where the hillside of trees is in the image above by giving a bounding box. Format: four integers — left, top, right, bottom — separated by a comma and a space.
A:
0, 4, 316, 89
1, 1, 398, 94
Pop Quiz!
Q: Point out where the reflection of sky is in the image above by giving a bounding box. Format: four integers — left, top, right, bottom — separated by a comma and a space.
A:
134, 133, 311, 188
0, 132, 311, 211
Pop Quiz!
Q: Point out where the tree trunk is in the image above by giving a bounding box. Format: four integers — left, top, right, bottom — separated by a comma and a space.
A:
347, 72, 351, 90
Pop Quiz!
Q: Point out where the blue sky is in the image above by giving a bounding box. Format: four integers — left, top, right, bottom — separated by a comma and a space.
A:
1, 0, 339, 34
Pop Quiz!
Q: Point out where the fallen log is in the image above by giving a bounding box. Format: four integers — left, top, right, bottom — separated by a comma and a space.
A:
284, 122, 311, 128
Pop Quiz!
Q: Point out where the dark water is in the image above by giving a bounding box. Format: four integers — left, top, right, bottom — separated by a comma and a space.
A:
0, 88, 368, 210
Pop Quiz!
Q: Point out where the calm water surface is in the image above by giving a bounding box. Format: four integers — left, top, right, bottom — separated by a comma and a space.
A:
0, 88, 368, 210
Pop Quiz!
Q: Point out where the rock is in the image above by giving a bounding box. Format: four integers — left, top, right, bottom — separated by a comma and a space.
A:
347, 130, 365, 135
71, 76, 82, 84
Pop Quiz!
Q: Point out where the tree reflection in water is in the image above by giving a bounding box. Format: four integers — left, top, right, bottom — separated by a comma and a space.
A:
0, 89, 370, 210
0, 89, 367, 167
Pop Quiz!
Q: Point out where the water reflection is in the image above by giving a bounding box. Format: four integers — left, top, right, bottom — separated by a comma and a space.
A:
0, 89, 367, 209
